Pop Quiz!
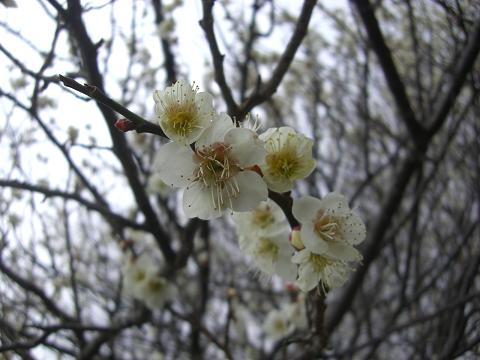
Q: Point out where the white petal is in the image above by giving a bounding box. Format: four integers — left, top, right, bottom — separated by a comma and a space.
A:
275, 252, 297, 281
269, 230, 290, 246
297, 262, 320, 292
195, 91, 214, 115
237, 234, 255, 253
300, 224, 328, 254
196, 113, 234, 149
320, 192, 349, 215
292, 196, 322, 223
225, 128, 266, 167
342, 213, 366, 245
229, 171, 268, 212
258, 127, 278, 142
326, 242, 362, 261
194, 91, 214, 131
153, 142, 197, 187
183, 182, 220, 220
291, 249, 310, 264
265, 178, 295, 193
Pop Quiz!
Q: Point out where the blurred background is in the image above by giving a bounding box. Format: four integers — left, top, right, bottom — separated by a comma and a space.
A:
0, 0, 479, 359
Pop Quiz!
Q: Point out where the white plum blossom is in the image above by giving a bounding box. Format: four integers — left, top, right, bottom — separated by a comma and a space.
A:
154, 113, 268, 219
263, 309, 293, 340
284, 296, 308, 330
292, 193, 366, 261
153, 80, 214, 145
245, 230, 297, 281
139, 273, 177, 310
259, 127, 315, 193
263, 298, 309, 340
233, 200, 296, 280
122, 253, 158, 295
122, 253, 176, 310
233, 199, 288, 238
292, 249, 351, 292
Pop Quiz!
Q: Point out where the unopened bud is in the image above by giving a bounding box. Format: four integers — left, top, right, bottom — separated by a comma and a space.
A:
286, 282, 299, 293
290, 228, 305, 250
114, 118, 136, 132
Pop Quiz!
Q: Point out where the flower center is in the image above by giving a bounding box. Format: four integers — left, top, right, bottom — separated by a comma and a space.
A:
256, 237, 279, 259
314, 210, 339, 242
265, 150, 300, 179
196, 143, 237, 183
147, 277, 166, 293
309, 253, 334, 272
252, 206, 275, 228
273, 317, 287, 332
165, 109, 196, 137
133, 269, 146, 283
194, 142, 240, 210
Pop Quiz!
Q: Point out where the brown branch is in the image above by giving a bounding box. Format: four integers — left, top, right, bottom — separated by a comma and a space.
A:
152, 0, 178, 85
325, 9, 480, 338
268, 190, 300, 228
53, 0, 176, 263
236, 0, 318, 119
169, 306, 234, 360
0, 179, 146, 231
58, 75, 166, 137
199, 0, 240, 116
353, 0, 427, 147
78, 309, 150, 360
0, 254, 76, 323
427, 17, 480, 137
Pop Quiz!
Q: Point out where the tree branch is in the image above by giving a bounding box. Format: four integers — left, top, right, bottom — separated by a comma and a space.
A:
353, 0, 427, 147
58, 75, 166, 137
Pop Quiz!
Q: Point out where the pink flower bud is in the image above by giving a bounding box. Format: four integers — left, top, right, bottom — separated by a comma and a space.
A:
114, 118, 136, 132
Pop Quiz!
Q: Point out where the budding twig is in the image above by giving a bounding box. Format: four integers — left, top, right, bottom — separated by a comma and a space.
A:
57, 75, 166, 137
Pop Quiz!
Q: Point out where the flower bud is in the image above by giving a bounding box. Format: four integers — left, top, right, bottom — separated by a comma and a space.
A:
290, 228, 305, 250
114, 118, 136, 132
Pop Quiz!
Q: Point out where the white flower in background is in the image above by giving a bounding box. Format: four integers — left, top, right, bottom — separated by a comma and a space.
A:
230, 298, 249, 343
292, 193, 365, 261
244, 230, 297, 281
263, 309, 292, 340
139, 273, 177, 310
259, 127, 315, 193
122, 253, 158, 296
147, 173, 173, 196
151, 351, 165, 360
292, 249, 350, 292
284, 297, 308, 330
233, 199, 288, 238
233, 200, 296, 280
122, 253, 176, 309
154, 113, 268, 219
153, 80, 214, 145
157, 18, 175, 40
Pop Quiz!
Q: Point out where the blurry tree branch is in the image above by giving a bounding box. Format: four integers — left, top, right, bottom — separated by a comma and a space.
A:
54, 0, 176, 263
353, 0, 427, 147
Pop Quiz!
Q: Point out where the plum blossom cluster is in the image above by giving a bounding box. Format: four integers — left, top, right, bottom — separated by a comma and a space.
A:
152, 80, 366, 292
153, 80, 315, 220
234, 194, 366, 292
